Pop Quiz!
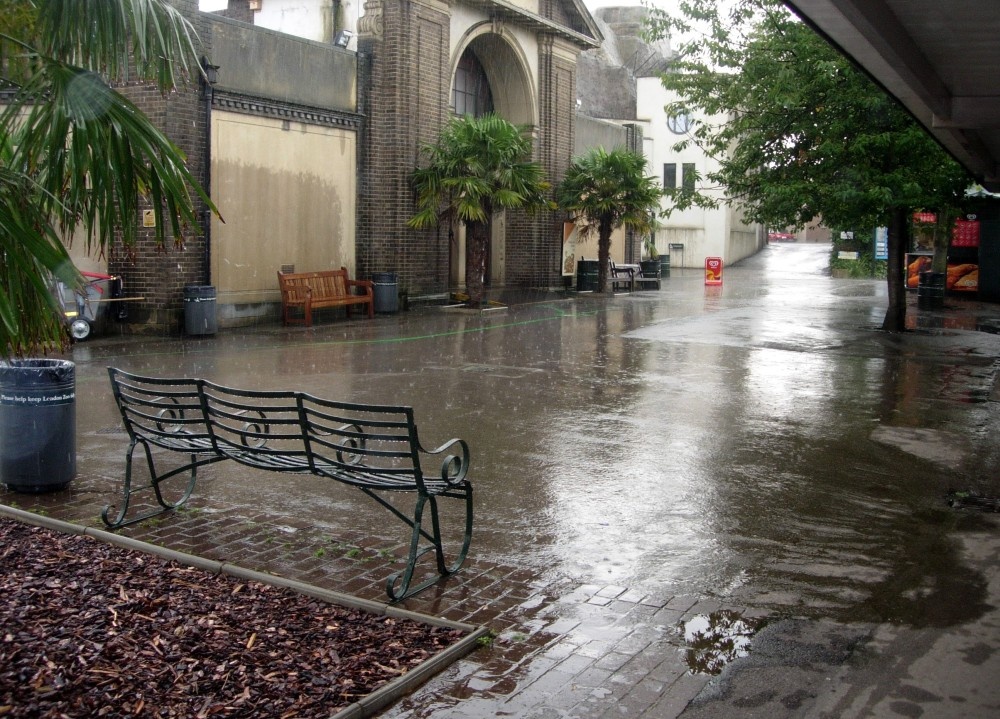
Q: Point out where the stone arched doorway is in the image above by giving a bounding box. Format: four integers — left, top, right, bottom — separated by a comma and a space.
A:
449, 31, 536, 291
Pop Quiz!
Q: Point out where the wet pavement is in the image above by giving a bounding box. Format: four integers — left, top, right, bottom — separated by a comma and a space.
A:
3, 242, 1000, 717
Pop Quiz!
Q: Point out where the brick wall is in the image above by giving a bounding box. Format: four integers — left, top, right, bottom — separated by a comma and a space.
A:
110, 0, 211, 331
505, 35, 578, 287
357, 0, 452, 298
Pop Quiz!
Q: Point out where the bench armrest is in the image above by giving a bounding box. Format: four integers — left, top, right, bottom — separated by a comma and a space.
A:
346, 278, 374, 296
420, 437, 470, 487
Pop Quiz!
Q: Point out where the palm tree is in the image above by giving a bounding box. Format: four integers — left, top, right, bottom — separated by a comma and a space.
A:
408, 113, 552, 307
557, 147, 663, 293
0, 0, 217, 356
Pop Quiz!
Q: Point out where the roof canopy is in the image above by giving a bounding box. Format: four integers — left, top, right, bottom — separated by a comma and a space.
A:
784, 0, 1000, 190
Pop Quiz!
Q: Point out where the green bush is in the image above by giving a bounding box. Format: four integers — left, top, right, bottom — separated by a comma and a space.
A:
829, 230, 887, 279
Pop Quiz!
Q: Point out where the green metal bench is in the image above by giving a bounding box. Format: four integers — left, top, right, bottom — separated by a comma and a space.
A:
104, 368, 474, 601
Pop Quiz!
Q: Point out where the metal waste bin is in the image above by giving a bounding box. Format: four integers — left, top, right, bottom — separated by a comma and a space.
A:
0, 359, 75, 492
184, 285, 217, 335
917, 271, 946, 309
372, 272, 399, 314
659, 254, 671, 277
576, 260, 599, 292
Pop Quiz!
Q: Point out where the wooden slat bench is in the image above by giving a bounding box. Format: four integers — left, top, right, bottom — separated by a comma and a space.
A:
103, 368, 474, 601
610, 262, 637, 292
277, 267, 374, 327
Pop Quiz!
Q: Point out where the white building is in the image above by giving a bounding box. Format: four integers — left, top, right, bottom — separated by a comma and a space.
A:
580, 6, 764, 269
635, 79, 763, 268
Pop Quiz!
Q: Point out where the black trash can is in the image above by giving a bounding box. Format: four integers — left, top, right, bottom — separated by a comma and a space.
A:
576, 260, 599, 292
0, 359, 75, 493
659, 254, 671, 277
372, 272, 399, 314
184, 285, 217, 335
918, 271, 946, 309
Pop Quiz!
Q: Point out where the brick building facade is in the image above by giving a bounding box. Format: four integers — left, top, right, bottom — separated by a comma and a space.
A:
356, 0, 600, 298
101, 0, 600, 330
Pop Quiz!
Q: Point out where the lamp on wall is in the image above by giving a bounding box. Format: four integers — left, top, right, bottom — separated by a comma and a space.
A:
200, 57, 219, 87
248, 0, 262, 11
334, 30, 354, 48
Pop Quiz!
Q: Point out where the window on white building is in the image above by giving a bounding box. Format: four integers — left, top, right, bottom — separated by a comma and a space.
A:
663, 163, 676, 188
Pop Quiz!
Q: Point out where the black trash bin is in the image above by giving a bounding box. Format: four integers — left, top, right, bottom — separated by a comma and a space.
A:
918, 271, 946, 309
0, 359, 75, 493
184, 285, 217, 335
576, 260, 599, 292
659, 254, 671, 277
372, 272, 399, 314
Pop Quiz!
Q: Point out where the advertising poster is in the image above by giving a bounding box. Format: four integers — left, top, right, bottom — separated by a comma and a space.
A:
705, 257, 723, 286
904, 254, 979, 292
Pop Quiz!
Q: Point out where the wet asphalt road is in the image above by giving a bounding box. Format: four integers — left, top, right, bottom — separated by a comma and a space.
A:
6, 241, 1000, 717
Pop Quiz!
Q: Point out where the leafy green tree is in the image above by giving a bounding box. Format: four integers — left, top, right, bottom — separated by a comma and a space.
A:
0, 0, 216, 356
556, 147, 662, 293
408, 113, 552, 307
645, 0, 972, 331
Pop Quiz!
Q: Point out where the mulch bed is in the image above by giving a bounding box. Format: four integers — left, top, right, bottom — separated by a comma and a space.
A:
0, 518, 465, 718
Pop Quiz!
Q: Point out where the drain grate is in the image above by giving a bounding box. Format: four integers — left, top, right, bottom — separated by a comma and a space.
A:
96, 426, 126, 435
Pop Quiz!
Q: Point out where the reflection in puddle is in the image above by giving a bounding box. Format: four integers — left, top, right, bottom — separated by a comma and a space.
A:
681, 609, 765, 675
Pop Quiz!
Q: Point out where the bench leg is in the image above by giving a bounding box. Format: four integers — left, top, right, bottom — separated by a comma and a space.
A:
383, 483, 474, 602
101, 440, 208, 529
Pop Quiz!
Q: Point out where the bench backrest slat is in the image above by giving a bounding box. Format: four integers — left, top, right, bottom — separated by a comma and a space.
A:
298, 394, 423, 481
109, 369, 430, 489
278, 269, 351, 298
200, 381, 310, 470
108, 368, 212, 449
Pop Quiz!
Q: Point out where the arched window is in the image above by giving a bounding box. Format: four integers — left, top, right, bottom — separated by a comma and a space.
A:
452, 50, 494, 118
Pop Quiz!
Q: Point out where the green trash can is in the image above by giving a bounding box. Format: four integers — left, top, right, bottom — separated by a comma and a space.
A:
659, 254, 671, 277
0, 359, 76, 493
576, 260, 599, 292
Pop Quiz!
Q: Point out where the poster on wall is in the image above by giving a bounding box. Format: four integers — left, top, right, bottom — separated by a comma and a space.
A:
905, 254, 979, 292
562, 222, 577, 276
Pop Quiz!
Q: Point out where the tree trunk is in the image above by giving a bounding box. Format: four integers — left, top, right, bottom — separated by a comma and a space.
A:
931, 208, 953, 275
596, 217, 613, 294
465, 219, 489, 307
882, 206, 909, 332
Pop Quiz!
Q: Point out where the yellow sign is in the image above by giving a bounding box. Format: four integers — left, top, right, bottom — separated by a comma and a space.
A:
142, 209, 156, 228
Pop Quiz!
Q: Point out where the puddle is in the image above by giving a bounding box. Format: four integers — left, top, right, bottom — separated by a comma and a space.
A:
681, 609, 765, 675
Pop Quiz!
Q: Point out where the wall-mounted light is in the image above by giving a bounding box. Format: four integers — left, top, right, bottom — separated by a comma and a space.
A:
334, 30, 354, 48
248, 0, 262, 11
201, 58, 220, 86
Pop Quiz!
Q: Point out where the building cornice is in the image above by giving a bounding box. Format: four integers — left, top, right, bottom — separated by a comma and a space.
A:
212, 91, 363, 130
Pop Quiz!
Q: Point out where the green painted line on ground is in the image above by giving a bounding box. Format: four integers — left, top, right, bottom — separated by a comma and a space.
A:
73, 302, 607, 367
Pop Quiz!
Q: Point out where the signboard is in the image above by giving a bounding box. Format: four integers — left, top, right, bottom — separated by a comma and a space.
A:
952, 217, 980, 247
874, 227, 888, 260
705, 257, 723, 286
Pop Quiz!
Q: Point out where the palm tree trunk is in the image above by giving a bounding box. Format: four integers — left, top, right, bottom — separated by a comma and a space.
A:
597, 216, 613, 293
465, 219, 489, 307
